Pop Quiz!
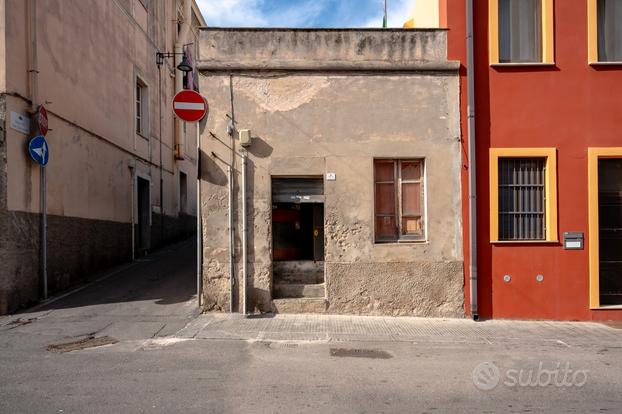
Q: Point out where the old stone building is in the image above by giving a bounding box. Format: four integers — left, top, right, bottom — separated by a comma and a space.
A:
0, 0, 205, 314
197, 28, 464, 316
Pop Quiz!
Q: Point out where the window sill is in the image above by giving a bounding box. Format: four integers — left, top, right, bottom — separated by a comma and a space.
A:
491, 62, 556, 67
589, 61, 622, 66
136, 132, 149, 140
592, 305, 622, 310
375, 240, 428, 245
490, 240, 559, 244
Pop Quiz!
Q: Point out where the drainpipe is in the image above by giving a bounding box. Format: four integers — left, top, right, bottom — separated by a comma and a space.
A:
28, 0, 47, 300
241, 150, 248, 315
227, 165, 235, 313
466, 0, 478, 320
174, 0, 191, 160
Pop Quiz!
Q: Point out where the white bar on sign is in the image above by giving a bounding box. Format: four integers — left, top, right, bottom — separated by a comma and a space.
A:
174, 102, 204, 110
566, 241, 581, 248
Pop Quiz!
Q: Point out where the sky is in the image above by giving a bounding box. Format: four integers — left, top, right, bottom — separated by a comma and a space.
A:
196, 0, 417, 28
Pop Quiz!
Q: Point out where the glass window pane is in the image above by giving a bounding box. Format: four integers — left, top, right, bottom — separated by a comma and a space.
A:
402, 183, 421, 216
598, 0, 622, 62
375, 161, 394, 182
499, 0, 542, 63
401, 161, 421, 181
402, 217, 422, 235
375, 183, 395, 215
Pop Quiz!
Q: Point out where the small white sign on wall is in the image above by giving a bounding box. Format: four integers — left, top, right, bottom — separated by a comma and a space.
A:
10, 111, 30, 135
326, 172, 336, 181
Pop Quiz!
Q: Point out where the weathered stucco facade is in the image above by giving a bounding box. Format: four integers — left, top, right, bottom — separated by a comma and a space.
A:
198, 29, 464, 317
0, 0, 204, 314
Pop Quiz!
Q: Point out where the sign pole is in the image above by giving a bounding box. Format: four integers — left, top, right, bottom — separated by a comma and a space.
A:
41, 164, 47, 300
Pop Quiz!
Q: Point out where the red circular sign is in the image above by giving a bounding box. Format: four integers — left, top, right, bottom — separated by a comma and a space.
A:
172, 90, 207, 122
37, 105, 48, 136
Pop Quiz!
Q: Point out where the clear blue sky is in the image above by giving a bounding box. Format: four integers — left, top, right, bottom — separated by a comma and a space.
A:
196, 0, 416, 28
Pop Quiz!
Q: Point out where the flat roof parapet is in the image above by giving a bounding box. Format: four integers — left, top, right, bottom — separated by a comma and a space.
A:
197, 28, 458, 72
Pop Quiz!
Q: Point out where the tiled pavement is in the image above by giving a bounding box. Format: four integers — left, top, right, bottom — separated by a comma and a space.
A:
177, 313, 622, 346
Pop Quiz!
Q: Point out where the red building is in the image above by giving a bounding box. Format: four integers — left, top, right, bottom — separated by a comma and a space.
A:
446, 0, 622, 320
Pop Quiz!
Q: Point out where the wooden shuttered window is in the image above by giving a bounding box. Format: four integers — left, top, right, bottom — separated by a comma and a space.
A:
374, 159, 425, 243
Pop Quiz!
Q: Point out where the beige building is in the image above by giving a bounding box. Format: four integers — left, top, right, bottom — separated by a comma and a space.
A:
0, 0, 205, 314
197, 29, 464, 316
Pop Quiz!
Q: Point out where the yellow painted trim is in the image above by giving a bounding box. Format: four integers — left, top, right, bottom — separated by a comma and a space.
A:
489, 0, 499, 64
542, 0, 555, 63
587, 0, 598, 63
587, 148, 622, 309
489, 0, 555, 64
489, 148, 558, 242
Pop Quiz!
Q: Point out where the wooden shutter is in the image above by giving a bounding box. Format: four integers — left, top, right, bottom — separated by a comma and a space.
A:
399, 161, 424, 238
374, 160, 398, 241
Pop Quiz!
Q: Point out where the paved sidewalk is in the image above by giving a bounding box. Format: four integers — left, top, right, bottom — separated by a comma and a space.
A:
178, 313, 622, 346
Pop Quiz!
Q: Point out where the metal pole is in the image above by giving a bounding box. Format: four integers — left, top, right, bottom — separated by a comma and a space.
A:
241, 150, 248, 316
228, 165, 235, 313
197, 146, 202, 307
383, 0, 388, 28
466, 0, 478, 320
41, 165, 47, 300
130, 164, 136, 261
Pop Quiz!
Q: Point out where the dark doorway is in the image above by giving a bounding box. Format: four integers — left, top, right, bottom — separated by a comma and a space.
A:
137, 177, 151, 254
272, 203, 324, 261
271, 177, 325, 300
598, 159, 622, 306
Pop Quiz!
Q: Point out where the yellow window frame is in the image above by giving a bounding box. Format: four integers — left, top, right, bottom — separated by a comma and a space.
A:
588, 148, 622, 309
489, 0, 555, 65
489, 148, 558, 243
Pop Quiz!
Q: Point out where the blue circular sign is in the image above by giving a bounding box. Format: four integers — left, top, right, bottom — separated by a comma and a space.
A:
28, 135, 49, 166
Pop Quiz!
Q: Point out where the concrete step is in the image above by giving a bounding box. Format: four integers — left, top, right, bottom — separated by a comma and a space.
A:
274, 283, 326, 299
273, 271, 324, 284
272, 298, 329, 314
273, 261, 324, 274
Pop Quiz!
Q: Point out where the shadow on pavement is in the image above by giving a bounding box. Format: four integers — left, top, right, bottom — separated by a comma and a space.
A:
23, 237, 198, 314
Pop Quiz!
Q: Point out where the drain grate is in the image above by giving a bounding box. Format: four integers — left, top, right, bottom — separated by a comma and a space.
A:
47, 336, 118, 353
329, 348, 392, 359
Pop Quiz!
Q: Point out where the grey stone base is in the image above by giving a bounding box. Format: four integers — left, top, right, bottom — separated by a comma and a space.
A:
202, 260, 465, 317
325, 261, 465, 317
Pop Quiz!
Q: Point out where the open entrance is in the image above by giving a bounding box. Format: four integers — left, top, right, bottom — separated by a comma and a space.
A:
136, 176, 151, 254
598, 159, 622, 306
272, 178, 325, 299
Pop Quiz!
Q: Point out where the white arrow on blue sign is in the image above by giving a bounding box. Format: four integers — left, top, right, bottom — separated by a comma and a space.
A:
28, 135, 49, 166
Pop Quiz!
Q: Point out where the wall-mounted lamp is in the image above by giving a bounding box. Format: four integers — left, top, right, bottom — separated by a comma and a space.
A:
156, 48, 193, 74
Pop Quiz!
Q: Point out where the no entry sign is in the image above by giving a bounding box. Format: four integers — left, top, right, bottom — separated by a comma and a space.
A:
172, 90, 207, 122
36, 105, 48, 136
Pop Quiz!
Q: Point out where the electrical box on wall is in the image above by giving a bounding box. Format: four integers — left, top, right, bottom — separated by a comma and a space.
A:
239, 129, 251, 147
563, 232, 584, 250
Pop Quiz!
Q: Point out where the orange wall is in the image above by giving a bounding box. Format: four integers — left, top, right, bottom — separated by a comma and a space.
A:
447, 0, 622, 320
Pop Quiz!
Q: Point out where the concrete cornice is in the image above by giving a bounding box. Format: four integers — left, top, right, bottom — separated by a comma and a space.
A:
196, 60, 460, 72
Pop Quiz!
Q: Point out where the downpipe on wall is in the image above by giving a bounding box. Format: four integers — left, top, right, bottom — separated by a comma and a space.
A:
174, 0, 191, 160
466, 0, 479, 321
241, 150, 248, 316
28, 0, 47, 300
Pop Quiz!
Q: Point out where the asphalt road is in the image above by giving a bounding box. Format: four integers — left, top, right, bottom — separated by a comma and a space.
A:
1, 239, 621, 413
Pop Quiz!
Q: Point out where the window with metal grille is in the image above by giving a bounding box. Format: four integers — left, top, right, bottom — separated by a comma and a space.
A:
498, 158, 546, 240
374, 159, 425, 243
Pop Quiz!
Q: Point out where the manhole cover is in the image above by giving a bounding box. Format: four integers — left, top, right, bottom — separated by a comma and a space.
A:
47, 336, 118, 353
329, 348, 392, 359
